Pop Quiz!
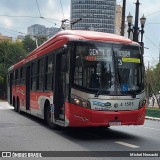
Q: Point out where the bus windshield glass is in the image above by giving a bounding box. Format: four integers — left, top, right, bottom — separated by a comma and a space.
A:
73, 41, 144, 95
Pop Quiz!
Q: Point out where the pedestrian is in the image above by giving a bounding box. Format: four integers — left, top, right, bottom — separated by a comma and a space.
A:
152, 97, 155, 107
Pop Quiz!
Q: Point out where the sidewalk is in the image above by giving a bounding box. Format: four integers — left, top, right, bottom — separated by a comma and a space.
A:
145, 116, 160, 121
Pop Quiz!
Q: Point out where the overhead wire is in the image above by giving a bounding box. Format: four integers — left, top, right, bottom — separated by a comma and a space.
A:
144, 34, 159, 49
60, 0, 65, 18
0, 28, 20, 36
0, 27, 25, 34
144, 33, 159, 63
0, 1, 65, 31
34, 0, 61, 27
145, 11, 160, 17
35, 0, 42, 17
0, 14, 61, 22
0, 23, 26, 30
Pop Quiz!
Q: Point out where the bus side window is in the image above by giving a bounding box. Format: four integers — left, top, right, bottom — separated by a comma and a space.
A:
31, 61, 38, 91
20, 67, 26, 85
12, 71, 15, 86
20, 68, 22, 85
15, 69, 20, 85
37, 58, 45, 91
45, 54, 54, 91
22, 67, 26, 85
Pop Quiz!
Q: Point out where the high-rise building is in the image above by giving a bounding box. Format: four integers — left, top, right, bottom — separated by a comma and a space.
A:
115, 5, 122, 35
71, 0, 116, 33
27, 24, 60, 38
46, 27, 61, 38
27, 24, 46, 37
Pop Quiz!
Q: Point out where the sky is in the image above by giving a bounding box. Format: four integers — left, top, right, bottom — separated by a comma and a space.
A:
0, 0, 160, 67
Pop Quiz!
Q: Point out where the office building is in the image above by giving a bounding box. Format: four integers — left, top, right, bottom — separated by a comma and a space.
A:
71, 0, 116, 33
115, 5, 122, 35
27, 24, 60, 38
27, 24, 46, 37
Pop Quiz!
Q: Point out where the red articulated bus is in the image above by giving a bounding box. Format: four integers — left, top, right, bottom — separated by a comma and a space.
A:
8, 30, 146, 129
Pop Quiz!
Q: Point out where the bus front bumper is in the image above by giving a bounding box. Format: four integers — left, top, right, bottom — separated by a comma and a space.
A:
65, 103, 146, 127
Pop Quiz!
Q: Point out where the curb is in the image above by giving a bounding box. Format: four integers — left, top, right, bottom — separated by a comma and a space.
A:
145, 116, 160, 121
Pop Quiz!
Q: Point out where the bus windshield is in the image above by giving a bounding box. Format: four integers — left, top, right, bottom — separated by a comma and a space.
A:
73, 41, 144, 96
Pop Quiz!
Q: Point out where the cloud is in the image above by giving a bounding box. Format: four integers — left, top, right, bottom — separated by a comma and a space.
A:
4, 18, 12, 27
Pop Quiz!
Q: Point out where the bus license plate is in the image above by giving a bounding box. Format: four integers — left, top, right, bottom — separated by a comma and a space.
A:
109, 121, 121, 126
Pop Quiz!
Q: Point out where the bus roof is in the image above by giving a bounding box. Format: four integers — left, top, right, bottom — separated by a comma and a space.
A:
9, 30, 139, 71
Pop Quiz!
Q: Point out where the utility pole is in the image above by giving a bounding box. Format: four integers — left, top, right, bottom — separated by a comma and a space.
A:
120, 0, 126, 36
133, 0, 140, 42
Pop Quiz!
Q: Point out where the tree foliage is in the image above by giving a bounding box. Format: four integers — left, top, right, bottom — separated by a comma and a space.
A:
37, 36, 48, 46
145, 63, 160, 96
0, 41, 27, 99
0, 41, 27, 78
22, 35, 37, 53
22, 35, 48, 54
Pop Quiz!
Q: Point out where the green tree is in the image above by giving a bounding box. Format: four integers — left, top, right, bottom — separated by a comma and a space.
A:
145, 63, 160, 108
152, 63, 160, 94
37, 36, 48, 46
22, 35, 36, 53
0, 41, 26, 99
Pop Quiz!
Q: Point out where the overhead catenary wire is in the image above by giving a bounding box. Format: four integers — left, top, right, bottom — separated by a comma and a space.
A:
144, 34, 159, 49
0, 14, 61, 22
35, 0, 42, 17
143, 34, 160, 63
145, 10, 160, 17
0, 28, 20, 36
0, 23, 26, 30
0, 27, 25, 35
60, 0, 65, 18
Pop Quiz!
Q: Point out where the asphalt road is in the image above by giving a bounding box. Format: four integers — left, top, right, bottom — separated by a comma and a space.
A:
0, 101, 159, 160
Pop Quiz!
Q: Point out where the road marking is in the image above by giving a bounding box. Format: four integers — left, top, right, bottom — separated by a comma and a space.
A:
139, 126, 160, 131
115, 141, 139, 148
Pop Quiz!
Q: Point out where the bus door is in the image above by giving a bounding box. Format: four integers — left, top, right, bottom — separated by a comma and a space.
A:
54, 51, 68, 120
26, 66, 31, 110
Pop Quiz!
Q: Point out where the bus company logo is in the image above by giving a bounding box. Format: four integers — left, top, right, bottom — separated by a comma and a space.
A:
2, 152, 11, 157
93, 101, 112, 108
104, 102, 112, 107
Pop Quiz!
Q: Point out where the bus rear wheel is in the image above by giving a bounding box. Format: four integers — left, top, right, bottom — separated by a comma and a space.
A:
45, 103, 58, 130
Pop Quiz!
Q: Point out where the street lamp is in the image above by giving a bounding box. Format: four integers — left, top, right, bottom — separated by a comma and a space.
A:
140, 14, 146, 43
127, 12, 133, 39
127, 0, 146, 53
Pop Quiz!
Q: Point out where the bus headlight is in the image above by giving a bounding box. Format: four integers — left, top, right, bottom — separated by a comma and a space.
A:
71, 95, 91, 109
139, 100, 146, 109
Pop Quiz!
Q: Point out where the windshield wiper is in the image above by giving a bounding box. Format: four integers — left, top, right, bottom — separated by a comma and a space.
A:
95, 74, 112, 97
